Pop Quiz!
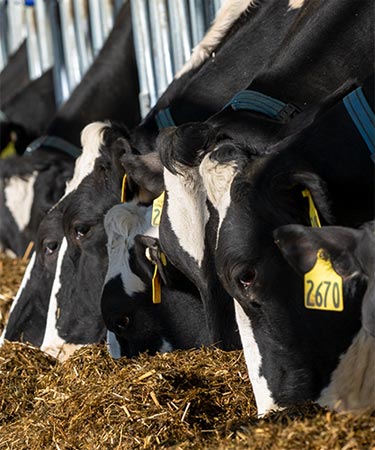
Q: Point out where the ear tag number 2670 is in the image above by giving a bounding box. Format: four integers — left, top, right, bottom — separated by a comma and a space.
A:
304, 249, 343, 312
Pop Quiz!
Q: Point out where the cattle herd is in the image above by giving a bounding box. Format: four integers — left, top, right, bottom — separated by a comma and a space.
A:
0, 0, 374, 419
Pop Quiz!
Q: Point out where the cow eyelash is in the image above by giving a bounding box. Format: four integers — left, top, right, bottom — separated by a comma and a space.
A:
44, 241, 59, 255
74, 224, 91, 240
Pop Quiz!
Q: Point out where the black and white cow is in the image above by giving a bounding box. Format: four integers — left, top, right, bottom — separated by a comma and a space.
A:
0, 1, 140, 257
195, 75, 374, 415
274, 222, 375, 412
101, 202, 208, 358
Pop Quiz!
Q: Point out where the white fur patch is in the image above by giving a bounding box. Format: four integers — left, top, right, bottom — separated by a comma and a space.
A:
158, 338, 174, 353
163, 167, 209, 267
318, 328, 375, 412
0, 252, 36, 345
288, 0, 304, 10
41, 237, 82, 360
176, 0, 257, 78
234, 299, 280, 417
4, 171, 38, 231
104, 202, 158, 296
199, 152, 238, 242
107, 330, 122, 359
60, 121, 107, 201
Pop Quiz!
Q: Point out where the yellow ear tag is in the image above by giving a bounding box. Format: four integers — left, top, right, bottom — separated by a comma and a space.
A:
152, 264, 162, 304
160, 252, 167, 267
304, 249, 343, 312
151, 191, 165, 227
121, 174, 127, 203
1, 141, 16, 159
302, 189, 321, 228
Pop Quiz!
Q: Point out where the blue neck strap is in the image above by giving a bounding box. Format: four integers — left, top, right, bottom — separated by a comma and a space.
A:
25, 135, 81, 159
155, 108, 176, 129
343, 86, 375, 157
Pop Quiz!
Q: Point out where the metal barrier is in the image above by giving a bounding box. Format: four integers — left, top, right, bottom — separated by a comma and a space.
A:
0, 0, 224, 114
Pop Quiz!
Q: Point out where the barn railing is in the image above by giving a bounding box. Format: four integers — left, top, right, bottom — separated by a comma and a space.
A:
0, 0, 223, 114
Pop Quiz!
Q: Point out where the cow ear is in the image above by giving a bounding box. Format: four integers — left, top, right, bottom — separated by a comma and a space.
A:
271, 170, 333, 224
121, 151, 164, 203
157, 122, 217, 174
273, 224, 321, 275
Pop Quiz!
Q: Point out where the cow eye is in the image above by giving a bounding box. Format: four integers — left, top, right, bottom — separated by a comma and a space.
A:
74, 224, 91, 240
44, 241, 58, 255
239, 269, 257, 288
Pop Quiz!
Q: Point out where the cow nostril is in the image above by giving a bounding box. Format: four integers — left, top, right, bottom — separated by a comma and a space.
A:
239, 269, 256, 288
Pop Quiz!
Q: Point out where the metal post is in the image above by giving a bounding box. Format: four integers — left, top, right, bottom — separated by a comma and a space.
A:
34, 0, 53, 72
168, 0, 191, 74
0, 1, 9, 71
7, 0, 26, 55
58, 0, 81, 92
46, 0, 69, 106
88, 0, 105, 56
25, 3, 43, 79
130, 0, 156, 117
148, 0, 173, 99
73, 0, 93, 76
188, 0, 205, 47
99, 0, 114, 42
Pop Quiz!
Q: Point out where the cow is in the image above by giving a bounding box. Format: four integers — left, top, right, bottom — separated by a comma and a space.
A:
0, 0, 140, 257
273, 221, 375, 412
101, 202, 208, 358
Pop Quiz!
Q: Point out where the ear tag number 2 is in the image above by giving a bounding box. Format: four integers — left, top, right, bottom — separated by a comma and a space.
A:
304, 249, 343, 312
151, 192, 165, 227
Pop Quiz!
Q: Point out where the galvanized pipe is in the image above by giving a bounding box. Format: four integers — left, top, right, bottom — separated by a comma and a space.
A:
34, 0, 53, 72
188, 0, 205, 47
46, 0, 70, 105
73, 0, 93, 76
149, 0, 173, 98
0, 1, 8, 70
25, 4, 43, 79
88, 0, 104, 56
58, 0, 81, 92
7, 0, 25, 55
99, 0, 114, 41
130, 0, 156, 116
168, 0, 191, 74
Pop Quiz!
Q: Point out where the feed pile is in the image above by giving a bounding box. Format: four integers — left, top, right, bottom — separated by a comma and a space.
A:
0, 255, 374, 450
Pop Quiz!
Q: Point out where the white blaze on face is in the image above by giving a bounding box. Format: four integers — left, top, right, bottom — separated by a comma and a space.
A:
104, 203, 159, 296
107, 330, 122, 359
0, 252, 36, 345
288, 0, 305, 10
40, 237, 82, 360
4, 170, 38, 231
59, 121, 107, 202
234, 300, 280, 417
164, 167, 209, 267
318, 328, 375, 412
199, 151, 238, 247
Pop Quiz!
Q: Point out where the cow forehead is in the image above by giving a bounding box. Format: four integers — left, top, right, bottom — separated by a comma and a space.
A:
163, 167, 209, 267
60, 121, 107, 201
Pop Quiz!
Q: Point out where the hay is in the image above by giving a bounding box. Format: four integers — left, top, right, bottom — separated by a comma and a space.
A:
0, 255, 374, 450
0, 254, 28, 333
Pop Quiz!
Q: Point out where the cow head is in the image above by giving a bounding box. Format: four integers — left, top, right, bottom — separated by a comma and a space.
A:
0, 205, 64, 347
200, 139, 367, 414
38, 122, 134, 359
